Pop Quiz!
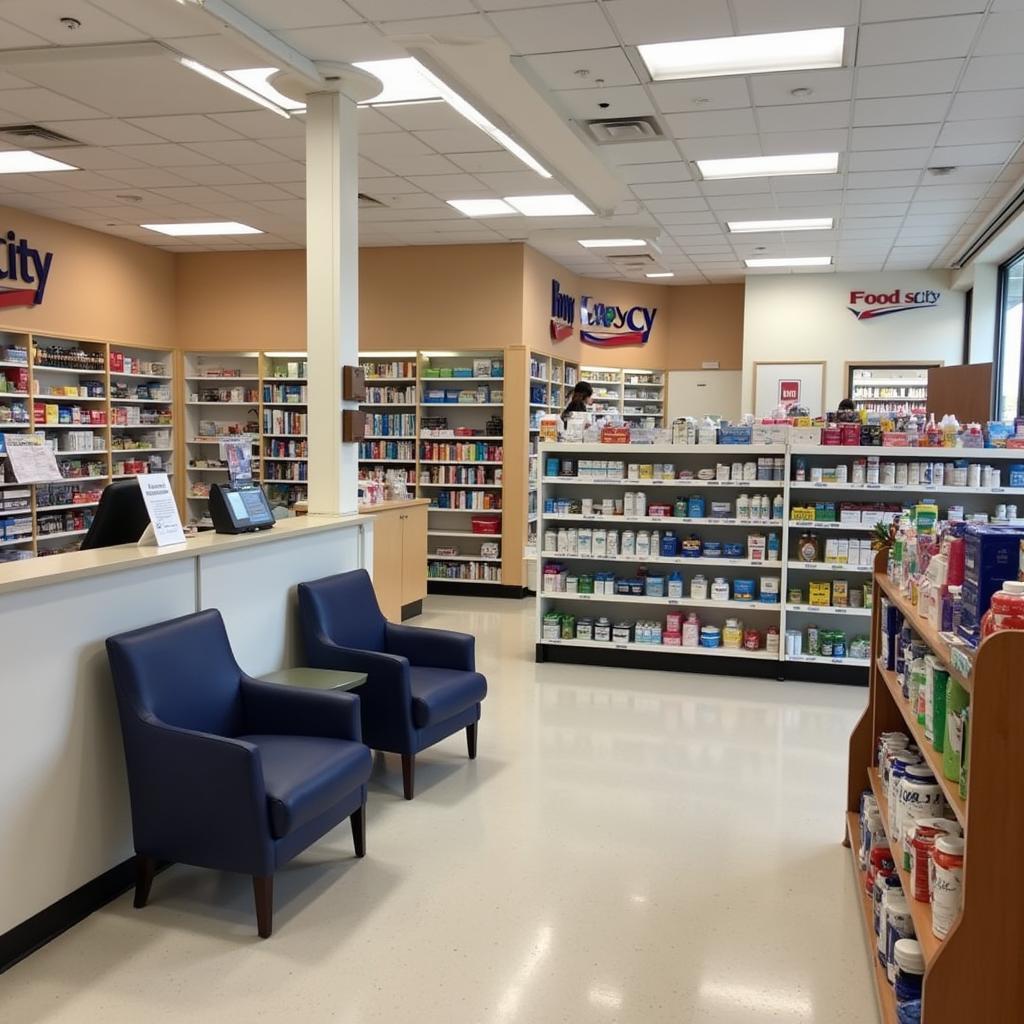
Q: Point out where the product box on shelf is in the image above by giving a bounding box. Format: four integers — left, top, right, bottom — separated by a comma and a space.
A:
958, 523, 1024, 645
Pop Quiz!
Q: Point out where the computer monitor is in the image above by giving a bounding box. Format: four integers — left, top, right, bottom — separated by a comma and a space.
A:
80, 479, 152, 551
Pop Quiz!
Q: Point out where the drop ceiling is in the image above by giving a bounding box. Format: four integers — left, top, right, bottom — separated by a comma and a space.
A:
0, 0, 1020, 283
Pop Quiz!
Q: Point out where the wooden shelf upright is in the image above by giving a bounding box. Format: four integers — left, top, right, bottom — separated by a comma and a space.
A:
845, 546, 1024, 1022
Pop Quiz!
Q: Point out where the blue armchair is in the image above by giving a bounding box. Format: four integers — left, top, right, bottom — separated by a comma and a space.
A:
298, 570, 487, 800
106, 608, 371, 938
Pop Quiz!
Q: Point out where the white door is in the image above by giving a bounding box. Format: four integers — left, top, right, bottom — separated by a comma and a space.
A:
667, 370, 742, 421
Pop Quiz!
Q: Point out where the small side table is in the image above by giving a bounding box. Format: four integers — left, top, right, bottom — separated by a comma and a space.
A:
259, 667, 367, 691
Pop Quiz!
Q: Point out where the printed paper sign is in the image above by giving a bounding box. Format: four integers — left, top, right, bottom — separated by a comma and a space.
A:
3, 433, 62, 482
138, 473, 186, 547
779, 380, 801, 404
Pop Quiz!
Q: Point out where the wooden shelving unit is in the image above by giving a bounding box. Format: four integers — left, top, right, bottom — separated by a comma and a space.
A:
358, 353, 418, 499
845, 547, 1024, 1021
0, 331, 175, 559
261, 352, 308, 510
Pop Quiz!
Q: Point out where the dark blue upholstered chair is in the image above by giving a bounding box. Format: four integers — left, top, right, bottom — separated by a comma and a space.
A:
106, 608, 371, 938
297, 570, 487, 800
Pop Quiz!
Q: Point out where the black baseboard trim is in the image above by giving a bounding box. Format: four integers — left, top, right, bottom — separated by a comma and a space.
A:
535, 643, 868, 686
400, 599, 423, 621
427, 582, 526, 599
0, 856, 148, 975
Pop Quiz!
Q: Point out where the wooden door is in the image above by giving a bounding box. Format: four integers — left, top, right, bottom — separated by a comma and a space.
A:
371, 507, 403, 621
401, 503, 428, 607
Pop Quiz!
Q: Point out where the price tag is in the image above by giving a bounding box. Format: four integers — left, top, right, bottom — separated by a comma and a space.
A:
614, 643, 628, 650
992, 487, 1006, 493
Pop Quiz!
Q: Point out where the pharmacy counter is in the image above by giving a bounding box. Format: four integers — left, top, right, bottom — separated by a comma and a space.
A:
0, 513, 373, 953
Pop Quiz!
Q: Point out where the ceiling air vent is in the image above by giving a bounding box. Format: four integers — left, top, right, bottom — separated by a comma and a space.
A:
583, 115, 663, 145
0, 124, 81, 148
358, 193, 386, 208
606, 253, 657, 269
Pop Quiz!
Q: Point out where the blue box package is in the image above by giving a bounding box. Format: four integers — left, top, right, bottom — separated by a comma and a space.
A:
957, 523, 1024, 646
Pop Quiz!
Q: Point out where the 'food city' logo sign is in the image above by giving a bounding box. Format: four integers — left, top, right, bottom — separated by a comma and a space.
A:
549, 278, 657, 347
0, 230, 54, 308
847, 288, 941, 321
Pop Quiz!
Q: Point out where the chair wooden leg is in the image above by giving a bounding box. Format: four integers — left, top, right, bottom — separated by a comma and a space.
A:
253, 875, 273, 939
466, 722, 478, 760
350, 804, 366, 858
401, 753, 415, 800
133, 854, 156, 909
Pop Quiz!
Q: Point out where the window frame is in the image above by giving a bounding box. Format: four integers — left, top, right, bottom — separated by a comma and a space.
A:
994, 247, 1024, 419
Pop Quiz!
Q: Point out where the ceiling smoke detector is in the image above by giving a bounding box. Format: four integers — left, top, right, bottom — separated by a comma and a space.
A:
584, 115, 663, 144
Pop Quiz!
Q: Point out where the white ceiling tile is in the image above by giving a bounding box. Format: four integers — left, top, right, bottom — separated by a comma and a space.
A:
699, 179, 773, 196
665, 108, 757, 139
359, 177, 426, 196
147, 185, 231, 205
948, 88, 1024, 121
631, 181, 701, 199
359, 133, 435, 160
555, 85, 656, 119
380, 194, 446, 210
36, 146, 146, 171
861, 0, 987, 20
377, 103, 467, 132
853, 95, 951, 127
846, 187, 918, 204
208, 111, 305, 139
841, 203, 912, 216
918, 165, 1001, 184
0, 0, 145, 44
171, 165, 262, 186
678, 135, 762, 160
109, 143, 217, 167
930, 142, 1021, 164
186, 140, 285, 164
489, 5, 616, 54
226, 0, 362, 29
938, 117, 1024, 146
617, 162, 693, 184
215, 183, 295, 202
519, 48, 639, 91
164, 33, 282, 71
602, 0, 732, 45
446, 151, 526, 173
238, 162, 306, 183
704, 193, 775, 210
86, 167, 195, 189
379, 13, 495, 37
776, 191, 846, 207
473, 170, 566, 192
0, 18, 48, 47
960, 55, 1024, 91
642, 197, 710, 213
974, 12, 1024, 55
758, 102, 851, 133
412, 128, 500, 153
601, 139, 682, 164
770, 173, 845, 192
649, 78, 751, 114
123, 115, 243, 143
857, 15, 981, 64
846, 170, 923, 188
759, 130, 849, 155
259, 137, 306, 160
0, 87, 101, 121
749, 68, 854, 107
851, 124, 942, 150
372, 154, 467, 176
406, 174, 495, 198
656, 211, 718, 225
279, 23, 406, 61
854, 59, 964, 99
847, 148, 932, 171
732, 0, 860, 32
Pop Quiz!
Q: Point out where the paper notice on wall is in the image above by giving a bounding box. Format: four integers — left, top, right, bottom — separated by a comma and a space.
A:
138, 473, 186, 547
3, 433, 62, 483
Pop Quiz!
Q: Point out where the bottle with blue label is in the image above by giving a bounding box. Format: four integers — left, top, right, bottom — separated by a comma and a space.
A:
661, 531, 679, 557
772, 494, 784, 520
687, 494, 705, 518
667, 571, 683, 598
767, 533, 781, 562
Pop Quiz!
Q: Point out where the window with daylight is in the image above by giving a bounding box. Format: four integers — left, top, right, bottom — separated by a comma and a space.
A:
997, 251, 1024, 420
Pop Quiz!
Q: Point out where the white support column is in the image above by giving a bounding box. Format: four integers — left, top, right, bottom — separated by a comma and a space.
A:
305, 90, 359, 515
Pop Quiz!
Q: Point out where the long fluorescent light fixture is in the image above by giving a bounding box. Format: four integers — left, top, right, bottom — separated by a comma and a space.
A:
504, 195, 593, 216
447, 199, 516, 217
579, 238, 647, 248
729, 217, 834, 233
224, 68, 307, 111
179, 57, 291, 118
0, 150, 77, 173
745, 256, 832, 268
355, 57, 551, 179
698, 153, 839, 180
639, 27, 845, 81
142, 222, 263, 236
646, 272, 675, 278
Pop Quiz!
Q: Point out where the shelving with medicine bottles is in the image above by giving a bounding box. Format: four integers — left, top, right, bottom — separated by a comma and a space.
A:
844, 536, 1024, 1023
358, 352, 418, 498
260, 353, 309, 507
419, 351, 504, 588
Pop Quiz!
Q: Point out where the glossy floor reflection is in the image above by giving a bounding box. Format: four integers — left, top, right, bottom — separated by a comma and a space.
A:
2, 595, 876, 1023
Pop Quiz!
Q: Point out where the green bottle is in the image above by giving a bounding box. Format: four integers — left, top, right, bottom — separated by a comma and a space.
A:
944, 678, 970, 782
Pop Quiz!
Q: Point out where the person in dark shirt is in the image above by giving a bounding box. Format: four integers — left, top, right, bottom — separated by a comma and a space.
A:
561, 381, 594, 426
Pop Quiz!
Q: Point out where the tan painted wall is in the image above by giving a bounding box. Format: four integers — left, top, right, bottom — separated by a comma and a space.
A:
0, 206, 176, 346
175, 244, 526, 352
521, 244, 743, 370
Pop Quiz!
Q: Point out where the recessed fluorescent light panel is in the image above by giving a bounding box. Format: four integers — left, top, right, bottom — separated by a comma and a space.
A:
639, 27, 845, 81
0, 150, 77, 174
728, 217, 834, 233
224, 68, 307, 111
447, 199, 516, 217
179, 58, 290, 117
578, 238, 647, 248
745, 256, 832, 268
355, 57, 550, 178
141, 222, 263, 237
504, 194, 593, 217
697, 152, 839, 180
646, 272, 675, 278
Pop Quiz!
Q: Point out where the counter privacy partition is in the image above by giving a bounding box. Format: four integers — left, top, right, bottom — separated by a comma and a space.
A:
0, 513, 372, 959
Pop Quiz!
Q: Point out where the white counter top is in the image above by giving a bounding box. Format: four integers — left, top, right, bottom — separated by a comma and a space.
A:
0, 513, 370, 596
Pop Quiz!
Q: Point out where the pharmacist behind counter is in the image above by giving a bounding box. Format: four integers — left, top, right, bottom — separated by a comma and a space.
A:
561, 381, 594, 427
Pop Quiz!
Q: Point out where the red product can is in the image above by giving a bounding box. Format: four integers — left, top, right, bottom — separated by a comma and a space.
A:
822, 427, 842, 446
911, 826, 943, 902
866, 843, 894, 895
743, 628, 761, 650
665, 611, 683, 633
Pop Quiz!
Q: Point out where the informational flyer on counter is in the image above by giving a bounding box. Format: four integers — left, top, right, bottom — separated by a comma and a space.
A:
3, 433, 62, 483
138, 473, 186, 546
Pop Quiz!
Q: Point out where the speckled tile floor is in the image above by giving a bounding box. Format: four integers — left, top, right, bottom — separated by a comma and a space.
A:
1, 595, 876, 1023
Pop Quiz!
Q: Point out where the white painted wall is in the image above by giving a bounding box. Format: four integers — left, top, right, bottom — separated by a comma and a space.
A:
667, 370, 742, 420
741, 271, 964, 414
